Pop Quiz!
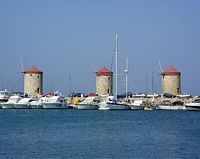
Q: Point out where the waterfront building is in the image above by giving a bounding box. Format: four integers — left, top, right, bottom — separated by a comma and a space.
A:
161, 66, 181, 95
96, 67, 113, 95
23, 66, 43, 97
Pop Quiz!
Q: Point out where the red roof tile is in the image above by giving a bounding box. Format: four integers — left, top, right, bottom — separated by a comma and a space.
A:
96, 67, 112, 76
161, 66, 180, 76
24, 66, 42, 74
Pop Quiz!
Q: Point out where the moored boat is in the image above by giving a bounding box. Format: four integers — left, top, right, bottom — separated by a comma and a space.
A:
1, 92, 23, 109
158, 100, 186, 110
0, 90, 10, 103
29, 99, 43, 109
99, 96, 130, 110
41, 92, 68, 109
144, 105, 154, 111
77, 96, 100, 110
129, 100, 146, 110
14, 97, 34, 109
185, 99, 200, 111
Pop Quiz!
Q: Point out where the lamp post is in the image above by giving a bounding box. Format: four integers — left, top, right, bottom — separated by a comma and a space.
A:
68, 74, 72, 95
145, 74, 148, 95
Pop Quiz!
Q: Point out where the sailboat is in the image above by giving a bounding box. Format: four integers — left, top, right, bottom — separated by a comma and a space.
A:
99, 33, 130, 110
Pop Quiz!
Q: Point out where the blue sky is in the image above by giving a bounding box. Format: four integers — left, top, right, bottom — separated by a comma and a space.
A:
0, 0, 200, 95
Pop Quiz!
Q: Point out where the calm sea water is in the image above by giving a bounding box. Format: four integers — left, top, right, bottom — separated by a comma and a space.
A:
0, 109, 200, 159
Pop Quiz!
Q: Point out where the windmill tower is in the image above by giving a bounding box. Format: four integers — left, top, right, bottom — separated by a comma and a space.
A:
161, 66, 181, 95
23, 66, 43, 97
96, 67, 113, 95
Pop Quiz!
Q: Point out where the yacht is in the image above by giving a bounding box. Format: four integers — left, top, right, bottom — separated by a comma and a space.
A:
99, 96, 130, 110
14, 97, 35, 109
0, 90, 10, 103
29, 98, 43, 109
1, 92, 23, 109
129, 100, 146, 110
158, 100, 186, 110
77, 96, 100, 110
185, 99, 200, 111
41, 92, 68, 109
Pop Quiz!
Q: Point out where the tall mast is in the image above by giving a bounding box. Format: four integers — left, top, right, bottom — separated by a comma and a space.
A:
124, 57, 128, 100
115, 33, 119, 98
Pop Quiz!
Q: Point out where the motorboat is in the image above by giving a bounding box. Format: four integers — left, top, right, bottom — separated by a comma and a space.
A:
14, 97, 35, 109
77, 96, 100, 110
28, 98, 43, 109
185, 99, 200, 111
0, 90, 10, 103
129, 100, 146, 110
158, 100, 186, 110
41, 92, 68, 109
1, 92, 24, 109
99, 96, 130, 110
144, 105, 154, 111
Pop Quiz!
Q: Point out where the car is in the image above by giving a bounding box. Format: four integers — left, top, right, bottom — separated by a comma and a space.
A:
69, 92, 87, 97
177, 93, 191, 98
132, 93, 146, 98
146, 93, 160, 98
172, 100, 184, 106
117, 92, 132, 98
163, 93, 175, 98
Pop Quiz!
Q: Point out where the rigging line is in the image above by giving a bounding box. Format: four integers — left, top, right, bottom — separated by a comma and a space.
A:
110, 37, 116, 71
11, 75, 23, 92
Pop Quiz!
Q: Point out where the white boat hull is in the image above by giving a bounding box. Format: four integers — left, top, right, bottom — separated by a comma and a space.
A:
14, 104, 29, 109
158, 105, 186, 110
29, 104, 43, 109
42, 103, 68, 109
98, 107, 110, 110
77, 104, 99, 110
130, 105, 145, 110
99, 103, 130, 110
185, 105, 200, 111
185, 99, 200, 111
1, 103, 15, 109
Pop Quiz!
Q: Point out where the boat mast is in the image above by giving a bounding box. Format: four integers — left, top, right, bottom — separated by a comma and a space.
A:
115, 33, 119, 98
124, 57, 128, 100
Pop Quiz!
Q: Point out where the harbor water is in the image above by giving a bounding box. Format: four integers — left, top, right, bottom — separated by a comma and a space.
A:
0, 110, 200, 158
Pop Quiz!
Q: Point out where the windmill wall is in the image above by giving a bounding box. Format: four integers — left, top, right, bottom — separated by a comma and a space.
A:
162, 75, 181, 95
161, 66, 181, 95
23, 66, 43, 97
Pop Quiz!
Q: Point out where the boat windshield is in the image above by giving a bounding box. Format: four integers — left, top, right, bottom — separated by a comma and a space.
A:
192, 99, 200, 103
160, 100, 171, 106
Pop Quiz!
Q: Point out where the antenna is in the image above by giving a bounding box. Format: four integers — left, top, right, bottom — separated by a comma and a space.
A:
158, 61, 163, 73
89, 61, 98, 73
20, 60, 24, 73
124, 57, 128, 100
68, 74, 72, 95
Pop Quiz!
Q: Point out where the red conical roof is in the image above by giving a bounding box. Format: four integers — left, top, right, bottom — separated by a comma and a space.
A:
96, 67, 112, 76
161, 66, 180, 76
24, 66, 43, 74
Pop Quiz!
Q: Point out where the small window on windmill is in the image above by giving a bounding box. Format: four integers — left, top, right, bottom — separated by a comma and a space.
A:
30, 74, 32, 76
38, 76, 40, 78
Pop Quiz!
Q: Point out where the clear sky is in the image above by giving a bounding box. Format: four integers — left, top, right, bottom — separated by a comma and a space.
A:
0, 0, 200, 95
